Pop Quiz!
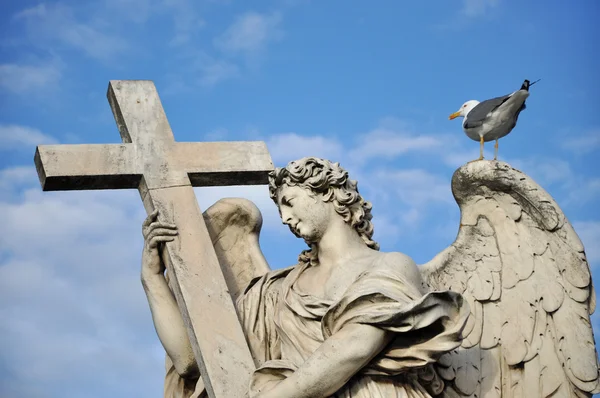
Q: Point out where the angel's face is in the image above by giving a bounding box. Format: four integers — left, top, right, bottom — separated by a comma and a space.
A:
276, 184, 332, 243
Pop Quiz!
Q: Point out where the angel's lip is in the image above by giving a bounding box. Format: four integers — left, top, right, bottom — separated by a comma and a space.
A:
290, 222, 301, 234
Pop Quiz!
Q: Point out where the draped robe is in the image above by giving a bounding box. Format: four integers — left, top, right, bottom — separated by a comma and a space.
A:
164, 252, 469, 397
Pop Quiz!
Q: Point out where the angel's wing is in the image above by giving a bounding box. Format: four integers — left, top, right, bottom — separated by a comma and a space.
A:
163, 197, 271, 398
421, 161, 600, 398
202, 197, 271, 301
164, 197, 271, 302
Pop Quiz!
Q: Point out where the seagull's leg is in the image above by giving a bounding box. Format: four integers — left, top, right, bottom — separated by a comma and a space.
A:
494, 139, 499, 160
479, 136, 484, 160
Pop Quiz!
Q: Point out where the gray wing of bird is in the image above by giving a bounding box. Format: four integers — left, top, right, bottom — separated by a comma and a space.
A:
464, 94, 512, 129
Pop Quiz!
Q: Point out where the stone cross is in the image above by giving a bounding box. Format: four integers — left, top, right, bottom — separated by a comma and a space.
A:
34, 80, 274, 398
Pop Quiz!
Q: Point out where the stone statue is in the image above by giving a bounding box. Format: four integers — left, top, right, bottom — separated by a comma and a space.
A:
140, 157, 599, 397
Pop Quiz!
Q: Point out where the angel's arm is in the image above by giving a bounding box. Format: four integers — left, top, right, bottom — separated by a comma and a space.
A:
257, 324, 393, 398
142, 272, 199, 378
141, 211, 198, 379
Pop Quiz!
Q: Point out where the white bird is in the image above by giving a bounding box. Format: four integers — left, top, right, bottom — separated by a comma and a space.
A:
449, 79, 539, 161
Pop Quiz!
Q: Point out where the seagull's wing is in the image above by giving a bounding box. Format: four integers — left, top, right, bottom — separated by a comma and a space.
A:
464, 94, 512, 129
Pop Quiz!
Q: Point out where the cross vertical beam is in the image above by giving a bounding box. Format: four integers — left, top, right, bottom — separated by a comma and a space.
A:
34, 80, 274, 398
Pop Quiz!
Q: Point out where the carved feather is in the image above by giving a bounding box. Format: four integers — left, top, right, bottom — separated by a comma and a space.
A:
421, 161, 600, 397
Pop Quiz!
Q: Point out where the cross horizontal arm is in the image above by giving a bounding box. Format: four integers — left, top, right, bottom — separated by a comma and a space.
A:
175, 141, 273, 186
35, 144, 140, 191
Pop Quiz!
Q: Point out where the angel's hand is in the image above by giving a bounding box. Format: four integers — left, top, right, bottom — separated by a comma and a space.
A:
141, 209, 178, 277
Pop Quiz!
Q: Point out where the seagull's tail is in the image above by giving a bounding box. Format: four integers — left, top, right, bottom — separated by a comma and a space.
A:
520, 79, 541, 91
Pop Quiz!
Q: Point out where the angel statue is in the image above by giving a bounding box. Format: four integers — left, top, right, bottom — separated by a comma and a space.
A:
140, 157, 599, 398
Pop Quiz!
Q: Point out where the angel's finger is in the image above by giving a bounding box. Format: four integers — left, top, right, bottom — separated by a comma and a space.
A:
144, 222, 174, 240
147, 228, 179, 242
149, 236, 175, 248
147, 222, 178, 232
143, 209, 159, 228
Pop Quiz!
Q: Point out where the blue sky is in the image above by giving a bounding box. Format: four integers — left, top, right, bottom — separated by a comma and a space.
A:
0, 0, 598, 397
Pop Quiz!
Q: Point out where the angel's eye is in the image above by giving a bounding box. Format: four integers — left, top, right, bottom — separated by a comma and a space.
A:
282, 197, 292, 206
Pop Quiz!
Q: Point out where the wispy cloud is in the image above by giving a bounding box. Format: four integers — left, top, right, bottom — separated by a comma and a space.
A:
461, 0, 500, 17
350, 127, 444, 164
162, 9, 286, 91
103, 0, 158, 24
0, 124, 58, 150
509, 155, 600, 206
164, 50, 240, 92
263, 126, 457, 241
573, 221, 600, 265
563, 129, 600, 155
343, 117, 467, 167
0, 63, 62, 93
165, 0, 206, 46
214, 11, 283, 57
567, 178, 600, 206
14, 3, 129, 62
0, 166, 159, 396
267, 133, 344, 165
371, 168, 453, 207
198, 58, 240, 86
0, 165, 286, 397
432, 0, 501, 31
511, 157, 574, 186
0, 167, 38, 201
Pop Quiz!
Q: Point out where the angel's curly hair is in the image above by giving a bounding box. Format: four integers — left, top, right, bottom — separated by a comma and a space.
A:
268, 157, 379, 266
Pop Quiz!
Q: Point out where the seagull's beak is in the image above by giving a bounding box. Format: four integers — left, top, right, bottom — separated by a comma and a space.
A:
448, 111, 461, 120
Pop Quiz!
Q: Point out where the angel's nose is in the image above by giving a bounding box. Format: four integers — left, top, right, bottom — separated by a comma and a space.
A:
280, 209, 292, 225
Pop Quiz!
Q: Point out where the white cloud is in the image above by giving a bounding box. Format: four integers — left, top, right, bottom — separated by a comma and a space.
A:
198, 58, 240, 86
374, 168, 452, 205
214, 11, 283, 57
0, 164, 291, 397
267, 133, 344, 165
0, 167, 161, 396
343, 117, 470, 166
0, 63, 61, 93
0, 124, 58, 150
573, 221, 600, 265
461, 0, 500, 17
511, 157, 573, 186
203, 127, 229, 141
567, 178, 600, 206
14, 3, 128, 62
262, 128, 457, 244
508, 156, 600, 206
164, 50, 241, 93
165, 0, 206, 46
350, 127, 444, 163
563, 129, 600, 155
0, 167, 38, 201
103, 0, 157, 24
493, 151, 590, 207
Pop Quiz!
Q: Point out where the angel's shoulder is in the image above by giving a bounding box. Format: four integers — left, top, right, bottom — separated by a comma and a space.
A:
243, 265, 294, 295
374, 251, 423, 289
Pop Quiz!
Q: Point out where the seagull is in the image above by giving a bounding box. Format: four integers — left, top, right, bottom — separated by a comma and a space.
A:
449, 79, 539, 161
